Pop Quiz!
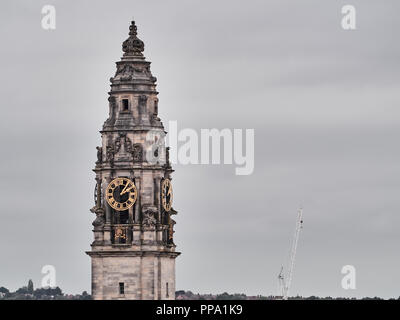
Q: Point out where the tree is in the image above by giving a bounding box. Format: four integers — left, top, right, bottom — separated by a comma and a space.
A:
16, 286, 28, 294
79, 291, 91, 300
33, 286, 63, 298
27, 280, 34, 294
0, 287, 9, 294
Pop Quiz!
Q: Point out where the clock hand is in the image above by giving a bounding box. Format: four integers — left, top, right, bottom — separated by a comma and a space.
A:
120, 183, 129, 195
120, 185, 133, 195
167, 187, 172, 196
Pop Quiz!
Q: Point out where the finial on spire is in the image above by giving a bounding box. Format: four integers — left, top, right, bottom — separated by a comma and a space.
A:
128, 20, 137, 37
122, 20, 144, 57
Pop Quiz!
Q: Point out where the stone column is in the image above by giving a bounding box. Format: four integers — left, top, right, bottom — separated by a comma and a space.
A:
129, 171, 135, 224
132, 175, 141, 245
154, 175, 163, 243
103, 176, 112, 245
134, 176, 141, 222
104, 176, 112, 224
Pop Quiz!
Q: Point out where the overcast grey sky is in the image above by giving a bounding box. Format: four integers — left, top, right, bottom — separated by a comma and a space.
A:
0, 0, 399, 298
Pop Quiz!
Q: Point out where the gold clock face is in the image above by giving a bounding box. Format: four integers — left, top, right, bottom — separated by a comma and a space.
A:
161, 178, 173, 212
106, 177, 137, 211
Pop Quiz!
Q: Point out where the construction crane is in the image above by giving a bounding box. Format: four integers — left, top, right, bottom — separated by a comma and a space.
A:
277, 266, 285, 297
278, 208, 304, 300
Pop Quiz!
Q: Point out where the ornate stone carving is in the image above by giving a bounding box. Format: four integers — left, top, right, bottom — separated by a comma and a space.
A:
114, 227, 127, 241
132, 144, 143, 162
116, 133, 133, 154
122, 21, 144, 57
113, 63, 152, 83
117, 64, 147, 76
142, 205, 158, 229
114, 136, 121, 153
116, 64, 133, 81
106, 134, 136, 163
151, 115, 162, 126
118, 64, 134, 75
106, 145, 115, 165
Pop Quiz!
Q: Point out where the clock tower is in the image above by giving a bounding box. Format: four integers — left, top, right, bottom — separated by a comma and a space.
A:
86, 21, 180, 300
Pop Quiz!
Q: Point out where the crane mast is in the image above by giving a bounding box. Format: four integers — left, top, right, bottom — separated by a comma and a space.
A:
277, 266, 285, 297
279, 208, 304, 300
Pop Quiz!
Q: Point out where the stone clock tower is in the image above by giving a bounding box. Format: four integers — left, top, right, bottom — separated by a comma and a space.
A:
86, 21, 180, 300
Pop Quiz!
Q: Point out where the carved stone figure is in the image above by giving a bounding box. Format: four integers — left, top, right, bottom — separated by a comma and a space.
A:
142, 206, 158, 228
92, 207, 105, 228
114, 136, 121, 152
114, 227, 127, 240
119, 64, 134, 75
125, 136, 132, 153
116, 64, 133, 80
106, 145, 115, 165
167, 216, 176, 245
104, 96, 117, 127
114, 64, 150, 82
96, 146, 102, 164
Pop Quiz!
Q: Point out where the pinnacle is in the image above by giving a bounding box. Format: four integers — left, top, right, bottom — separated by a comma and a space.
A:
122, 20, 145, 57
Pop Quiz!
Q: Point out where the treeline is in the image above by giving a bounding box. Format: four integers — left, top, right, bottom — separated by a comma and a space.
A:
0, 280, 91, 300
1, 285, 398, 300
175, 290, 400, 300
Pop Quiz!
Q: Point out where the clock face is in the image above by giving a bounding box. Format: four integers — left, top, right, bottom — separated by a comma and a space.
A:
106, 177, 137, 211
161, 178, 173, 212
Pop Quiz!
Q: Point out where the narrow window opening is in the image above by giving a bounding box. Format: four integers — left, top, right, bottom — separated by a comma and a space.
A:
154, 99, 159, 115
119, 282, 125, 295
122, 99, 129, 111
166, 282, 169, 298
